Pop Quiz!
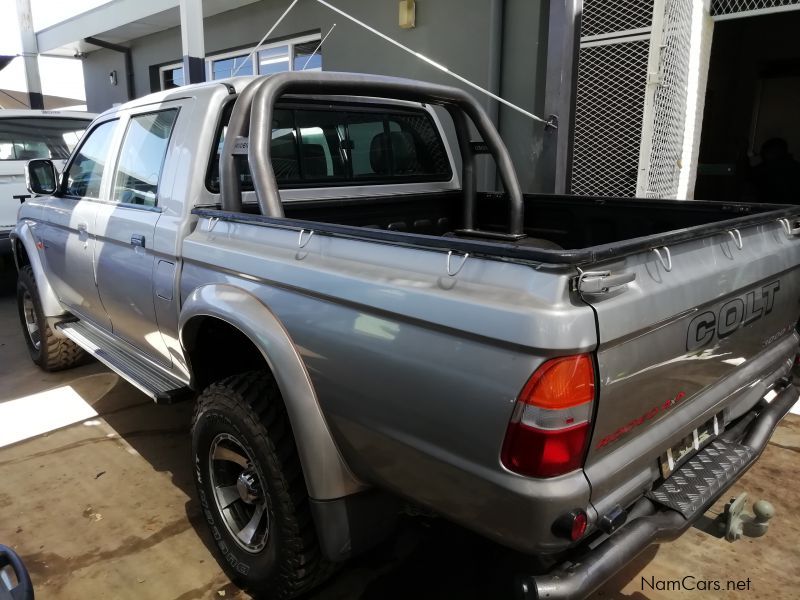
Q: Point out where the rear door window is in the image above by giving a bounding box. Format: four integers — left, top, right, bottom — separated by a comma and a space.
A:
111, 109, 179, 207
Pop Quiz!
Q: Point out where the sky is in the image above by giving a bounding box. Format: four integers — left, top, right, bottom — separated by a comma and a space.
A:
0, 0, 112, 106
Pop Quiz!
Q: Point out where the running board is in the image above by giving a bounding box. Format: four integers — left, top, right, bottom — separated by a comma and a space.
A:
57, 320, 192, 404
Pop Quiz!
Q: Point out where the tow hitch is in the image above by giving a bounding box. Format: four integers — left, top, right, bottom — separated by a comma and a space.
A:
719, 492, 775, 541
516, 382, 797, 600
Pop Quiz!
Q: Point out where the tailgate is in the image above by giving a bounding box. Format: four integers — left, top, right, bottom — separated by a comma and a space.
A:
581, 217, 800, 514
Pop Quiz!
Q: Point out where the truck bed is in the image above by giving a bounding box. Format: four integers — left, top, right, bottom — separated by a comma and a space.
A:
200, 192, 797, 266
189, 190, 800, 557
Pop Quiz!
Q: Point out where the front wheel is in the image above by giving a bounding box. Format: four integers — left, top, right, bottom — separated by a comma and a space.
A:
191, 371, 333, 598
16, 265, 85, 371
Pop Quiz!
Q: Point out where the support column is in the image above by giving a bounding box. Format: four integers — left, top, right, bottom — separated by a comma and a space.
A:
180, 0, 206, 84
677, 0, 714, 199
15, 0, 44, 109
540, 0, 582, 194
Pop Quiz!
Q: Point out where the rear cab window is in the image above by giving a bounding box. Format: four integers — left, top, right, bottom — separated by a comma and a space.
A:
206, 101, 452, 193
0, 118, 89, 161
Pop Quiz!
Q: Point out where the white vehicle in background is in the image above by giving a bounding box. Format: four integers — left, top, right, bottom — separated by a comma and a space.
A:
0, 110, 94, 254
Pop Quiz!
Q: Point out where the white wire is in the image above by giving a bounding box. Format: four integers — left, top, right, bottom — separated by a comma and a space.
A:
301, 23, 337, 70
311, 0, 549, 124
236, 0, 549, 125
232, 0, 301, 76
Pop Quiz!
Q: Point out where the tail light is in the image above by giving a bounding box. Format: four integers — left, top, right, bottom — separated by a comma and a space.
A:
501, 354, 595, 478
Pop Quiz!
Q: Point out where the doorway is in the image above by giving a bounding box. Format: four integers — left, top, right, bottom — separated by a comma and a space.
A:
694, 11, 800, 202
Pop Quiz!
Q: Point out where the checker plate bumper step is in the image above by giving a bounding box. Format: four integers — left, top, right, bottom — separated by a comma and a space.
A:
646, 439, 755, 517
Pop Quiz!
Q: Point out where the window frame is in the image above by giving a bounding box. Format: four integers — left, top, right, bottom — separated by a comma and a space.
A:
208, 52, 257, 80
109, 107, 181, 210
159, 62, 185, 90
59, 118, 121, 201
204, 99, 453, 194
160, 33, 322, 91
203, 33, 323, 83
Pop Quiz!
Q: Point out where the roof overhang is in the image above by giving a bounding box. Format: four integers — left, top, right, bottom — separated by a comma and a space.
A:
37, 0, 262, 57
0, 89, 87, 110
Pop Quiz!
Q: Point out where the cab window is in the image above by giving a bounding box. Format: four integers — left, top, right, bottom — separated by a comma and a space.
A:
63, 120, 118, 199
112, 109, 179, 207
206, 103, 451, 192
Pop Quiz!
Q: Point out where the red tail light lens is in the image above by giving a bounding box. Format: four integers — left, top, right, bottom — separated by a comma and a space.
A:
571, 510, 588, 541
501, 355, 595, 478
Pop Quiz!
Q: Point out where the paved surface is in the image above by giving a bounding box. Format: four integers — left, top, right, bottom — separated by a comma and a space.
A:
0, 259, 798, 599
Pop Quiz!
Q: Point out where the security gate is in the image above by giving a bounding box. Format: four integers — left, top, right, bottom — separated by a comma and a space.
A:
570, 0, 800, 199
571, 0, 694, 199
637, 0, 694, 198
570, 1, 653, 197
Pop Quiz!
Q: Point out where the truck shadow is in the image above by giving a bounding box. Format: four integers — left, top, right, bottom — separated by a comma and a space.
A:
93, 382, 658, 600
0, 256, 16, 297
73, 379, 528, 599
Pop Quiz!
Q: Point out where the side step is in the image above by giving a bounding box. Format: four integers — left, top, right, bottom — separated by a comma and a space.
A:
57, 320, 192, 404
646, 439, 755, 517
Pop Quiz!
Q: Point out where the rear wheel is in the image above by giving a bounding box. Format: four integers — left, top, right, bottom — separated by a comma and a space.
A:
16, 265, 85, 371
191, 371, 334, 598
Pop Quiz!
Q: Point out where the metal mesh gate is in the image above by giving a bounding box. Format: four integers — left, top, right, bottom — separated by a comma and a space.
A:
581, 0, 654, 37
571, 0, 800, 198
711, 0, 800, 18
638, 0, 695, 198
571, 39, 650, 197
570, 2, 653, 197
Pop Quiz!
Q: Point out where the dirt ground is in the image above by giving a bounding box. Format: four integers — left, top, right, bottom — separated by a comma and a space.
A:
0, 261, 798, 600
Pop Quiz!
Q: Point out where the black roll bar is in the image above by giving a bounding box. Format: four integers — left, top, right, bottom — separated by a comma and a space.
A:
220, 71, 525, 237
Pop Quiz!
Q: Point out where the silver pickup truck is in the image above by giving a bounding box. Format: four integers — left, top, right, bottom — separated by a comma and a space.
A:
11, 72, 800, 599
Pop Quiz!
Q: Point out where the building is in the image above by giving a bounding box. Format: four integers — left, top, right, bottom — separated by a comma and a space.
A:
19, 0, 800, 200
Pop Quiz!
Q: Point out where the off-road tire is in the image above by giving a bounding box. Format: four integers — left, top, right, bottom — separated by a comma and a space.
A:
16, 265, 85, 371
192, 371, 334, 598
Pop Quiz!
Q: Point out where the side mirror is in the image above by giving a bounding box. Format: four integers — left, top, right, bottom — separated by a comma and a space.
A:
25, 159, 58, 196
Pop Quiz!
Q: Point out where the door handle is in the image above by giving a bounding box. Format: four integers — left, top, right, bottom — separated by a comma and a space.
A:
577, 270, 636, 294
131, 234, 146, 248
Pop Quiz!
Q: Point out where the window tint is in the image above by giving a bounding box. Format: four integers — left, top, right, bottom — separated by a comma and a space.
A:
295, 110, 347, 180
0, 118, 89, 161
112, 110, 178, 207
347, 114, 386, 177
207, 104, 451, 192
269, 109, 300, 179
64, 120, 117, 199
388, 114, 451, 176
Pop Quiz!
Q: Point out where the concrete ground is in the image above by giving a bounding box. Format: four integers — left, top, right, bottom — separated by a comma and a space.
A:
0, 260, 798, 599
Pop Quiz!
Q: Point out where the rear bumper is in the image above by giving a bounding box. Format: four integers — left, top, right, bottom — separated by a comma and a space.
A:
518, 381, 798, 600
